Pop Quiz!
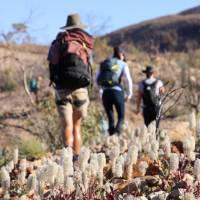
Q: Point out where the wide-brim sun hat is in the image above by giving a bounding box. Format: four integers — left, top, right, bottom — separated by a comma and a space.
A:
60, 13, 87, 30
142, 65, 154, 74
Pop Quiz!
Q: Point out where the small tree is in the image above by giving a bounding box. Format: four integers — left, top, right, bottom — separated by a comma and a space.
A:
0, 23, 32, 45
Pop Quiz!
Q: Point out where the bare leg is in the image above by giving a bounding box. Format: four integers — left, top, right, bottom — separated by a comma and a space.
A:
73, 112, 82, 155
60, 106, 73, 147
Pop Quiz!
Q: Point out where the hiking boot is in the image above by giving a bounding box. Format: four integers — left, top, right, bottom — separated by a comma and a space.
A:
73, 154, 79, 162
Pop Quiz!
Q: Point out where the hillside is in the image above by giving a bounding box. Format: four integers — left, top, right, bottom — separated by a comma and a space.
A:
104, 5, 200, 53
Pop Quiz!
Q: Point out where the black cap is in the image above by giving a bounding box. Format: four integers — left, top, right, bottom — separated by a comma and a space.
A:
113, 46, 125, 55
142, 65, 154, 74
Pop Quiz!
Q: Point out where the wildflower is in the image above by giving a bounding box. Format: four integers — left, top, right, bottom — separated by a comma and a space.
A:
98, 153, 106, 170
82, 168, 90, 191
183, 192, 195, 200
110, 145, 120, 173
55, 165, 64, 186
74, 168, 82, 186
183, 136, 195, 152
159, 129, 167, 139
19, 195, 27, 200
26, 174, 38, 192
3, 191, 10, 200
120, 139, 128, 153
0, 167, 10, 191
18, 171, 26, 185
147, 120, 156, 135
183, 173, 194, 186
19, 159, 27, 172
78, 147, 90, 171
149, 149, 159, 161
46, 161, 59, 186
6, 160, 14, 173
170, 153, 179, 172
104, 181, 112, 194
151, 140, 159, 152
62, 147, 73, 177
189, 109, 196, 131
114, 155, 125, 177
91, 153, 99, 170
125, 145, 138, 180
140, 125, 148, 145
193, 159, 200, 181
65, 177, 74, 194
109, 135, 120, 146
160, 136, 171, 157
138, 161, 148, 176
12, 148, 18, 165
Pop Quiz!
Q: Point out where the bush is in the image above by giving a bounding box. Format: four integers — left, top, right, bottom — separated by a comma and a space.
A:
26, 96, 62, 151
82, 102, 103, 145
0, 69, 17, 92
93, 38, 112, 63
18, 138, 45, 160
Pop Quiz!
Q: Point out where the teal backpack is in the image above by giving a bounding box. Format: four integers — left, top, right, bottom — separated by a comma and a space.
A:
97, 58, 121, 87
29, 79, 38, 92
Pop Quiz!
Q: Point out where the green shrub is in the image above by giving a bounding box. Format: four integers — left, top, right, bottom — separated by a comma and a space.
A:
93, 38, 112, 63
18, 138, 45, 160
0, 70, 17, 92
25, 96, 62, 151
82, 102, 103, 145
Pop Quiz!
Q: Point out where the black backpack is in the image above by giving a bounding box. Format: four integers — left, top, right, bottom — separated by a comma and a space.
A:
49, 30, 93, 90
142, 80, 160, 107
97, 58, 121, 87
57, 53, 91, 89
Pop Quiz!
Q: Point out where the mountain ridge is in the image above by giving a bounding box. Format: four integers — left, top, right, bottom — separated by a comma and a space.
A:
104, 5, 200, 53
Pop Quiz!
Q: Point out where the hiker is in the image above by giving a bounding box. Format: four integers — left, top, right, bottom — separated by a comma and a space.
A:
136, 66, 165, 127
97, 46, 133, 135
29, 77, 40, 103
47, 13, 94, 161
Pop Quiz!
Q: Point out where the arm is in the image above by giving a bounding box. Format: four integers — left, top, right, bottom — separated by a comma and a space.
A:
123, 64, 133, 100
159, 86, 165, 95
157, 80, 165, 95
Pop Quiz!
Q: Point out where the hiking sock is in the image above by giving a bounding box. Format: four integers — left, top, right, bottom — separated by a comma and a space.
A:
73, 154, 79, 162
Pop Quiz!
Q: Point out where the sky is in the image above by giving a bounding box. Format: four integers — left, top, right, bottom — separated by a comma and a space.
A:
1, 0, 200, 44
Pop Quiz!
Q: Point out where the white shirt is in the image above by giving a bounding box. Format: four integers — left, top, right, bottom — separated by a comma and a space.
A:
139, 77, 163, 96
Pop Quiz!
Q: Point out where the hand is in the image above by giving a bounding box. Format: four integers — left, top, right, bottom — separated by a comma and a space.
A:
98, 89, 103, 101
125, 94, 132, 102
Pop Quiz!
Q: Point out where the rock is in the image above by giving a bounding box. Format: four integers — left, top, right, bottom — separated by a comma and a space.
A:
143, 176, 161, 187
146, 163, 162, 176
124, 195, 148, 200
148, 191, 169, 200
171, 141, 184, 154
168, 189, 184, 200
118, 179, 138, 193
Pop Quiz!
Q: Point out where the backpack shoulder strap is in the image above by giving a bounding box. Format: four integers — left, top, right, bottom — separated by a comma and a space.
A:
152, 79, 158, 86
142, 79, 147, 87
143, 79, 158, 87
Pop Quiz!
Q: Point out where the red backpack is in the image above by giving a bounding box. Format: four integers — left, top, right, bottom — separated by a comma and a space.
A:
48, 28, 94, 89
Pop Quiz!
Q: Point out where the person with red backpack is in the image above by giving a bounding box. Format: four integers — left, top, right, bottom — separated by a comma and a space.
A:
47, 13, 94, 161
136, 66, 165, 127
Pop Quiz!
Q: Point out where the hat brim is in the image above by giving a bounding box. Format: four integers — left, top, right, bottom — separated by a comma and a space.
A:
60, 24, 87, 30
142, 70, 154, 74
